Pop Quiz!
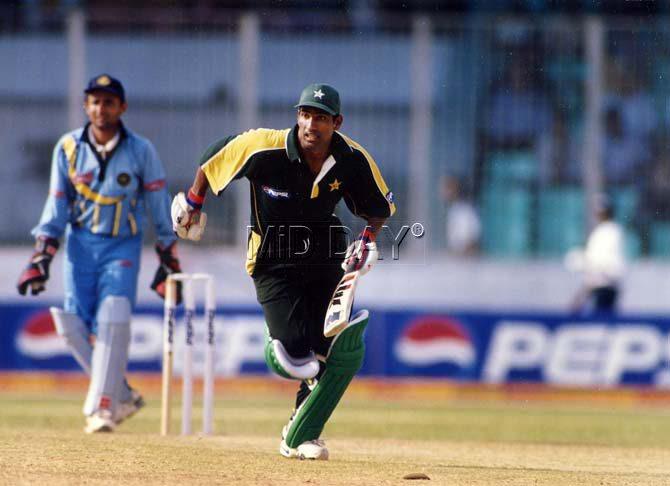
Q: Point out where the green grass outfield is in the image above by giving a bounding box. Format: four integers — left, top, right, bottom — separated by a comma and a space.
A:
1, 375, 670, 485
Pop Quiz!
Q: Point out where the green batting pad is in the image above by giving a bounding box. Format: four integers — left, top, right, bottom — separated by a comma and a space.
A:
264, 327, 320, 381
264, 338, 294, 380
285, 315, 368, 448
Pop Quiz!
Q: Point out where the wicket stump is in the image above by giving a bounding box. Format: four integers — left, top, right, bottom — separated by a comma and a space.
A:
160, 273, 216, 436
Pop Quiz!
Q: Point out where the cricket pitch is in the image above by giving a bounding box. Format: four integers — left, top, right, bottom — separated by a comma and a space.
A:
1, 375, 670, 485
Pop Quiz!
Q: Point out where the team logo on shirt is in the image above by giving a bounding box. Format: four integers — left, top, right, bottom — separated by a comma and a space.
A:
262, 185, 290, 199
117, 172, 131, 186
328, 179, 341, 191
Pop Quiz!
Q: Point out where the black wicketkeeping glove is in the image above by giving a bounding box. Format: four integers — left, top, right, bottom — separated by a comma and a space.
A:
151, 241, 182, 304
17, 236, 59, 296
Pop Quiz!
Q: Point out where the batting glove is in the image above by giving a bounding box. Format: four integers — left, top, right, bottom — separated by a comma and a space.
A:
17, 236, 59, 296
150, 241, 182, 304
171, 190, 207, 241
342, 228, 378, 276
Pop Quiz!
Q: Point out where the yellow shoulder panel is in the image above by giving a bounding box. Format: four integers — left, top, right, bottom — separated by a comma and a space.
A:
62, 135, 78, 165
64, 134, 123, 206
338, 132, 396, 216
202, 128, 290, 194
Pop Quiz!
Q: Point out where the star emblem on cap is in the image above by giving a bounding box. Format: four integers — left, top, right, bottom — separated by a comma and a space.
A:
329, 179, 341, 191
313, 89, 325, 100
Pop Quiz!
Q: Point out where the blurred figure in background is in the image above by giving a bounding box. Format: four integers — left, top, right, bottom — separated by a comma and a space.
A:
476, 55, 554, 195
441, 174, 481, 256
535, 109, 581, 187
641, 137, 670, 221
481, 57, 554, 152
602, 106, 651, 186
605, 58, 657, 146
565, 195, 626, 316
639, 136, 670, 255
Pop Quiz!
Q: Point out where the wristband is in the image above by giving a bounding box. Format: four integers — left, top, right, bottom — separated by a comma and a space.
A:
360, 227, 376, 243
34, 236, 59, 256
186, 189, 205, 210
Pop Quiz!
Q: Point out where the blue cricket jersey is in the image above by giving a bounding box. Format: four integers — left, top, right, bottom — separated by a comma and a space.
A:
32, 123, 176, 247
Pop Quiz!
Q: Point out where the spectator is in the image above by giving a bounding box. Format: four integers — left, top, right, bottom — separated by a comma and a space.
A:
565, 195, 626, 316
639, 137, 670, 250
482, 57, 554, 151
440, 175, 481, 256
605, 58, 658, 144
645, 141, 670, 221
535, 109, 581, 186
602, 106, 651, 185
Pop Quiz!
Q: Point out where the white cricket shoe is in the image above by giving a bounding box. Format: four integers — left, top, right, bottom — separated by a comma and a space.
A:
84, 409, 115, 434
281, 417, 294, 441
114, 390, 145, 425
280, 438, 329, 460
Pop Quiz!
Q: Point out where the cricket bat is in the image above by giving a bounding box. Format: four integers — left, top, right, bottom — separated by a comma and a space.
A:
324, 270, 360, 337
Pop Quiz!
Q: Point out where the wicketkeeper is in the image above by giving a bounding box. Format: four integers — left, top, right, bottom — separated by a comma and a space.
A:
17, 74, 182, 433
172, 83, 395, 460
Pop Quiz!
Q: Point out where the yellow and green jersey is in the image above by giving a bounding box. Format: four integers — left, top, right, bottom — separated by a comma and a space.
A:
200, 125, 395, 275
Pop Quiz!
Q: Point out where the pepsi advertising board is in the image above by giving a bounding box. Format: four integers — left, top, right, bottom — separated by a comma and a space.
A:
2, 302, 670, 387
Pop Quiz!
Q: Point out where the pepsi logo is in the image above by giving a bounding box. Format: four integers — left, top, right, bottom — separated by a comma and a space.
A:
262, 185, 290, 199
394, 316, 475, 367
15, 310, 69, 359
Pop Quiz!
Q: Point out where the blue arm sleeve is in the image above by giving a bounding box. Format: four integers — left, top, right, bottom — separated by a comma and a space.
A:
141, 141, 177, 248
31, 138, 72, 241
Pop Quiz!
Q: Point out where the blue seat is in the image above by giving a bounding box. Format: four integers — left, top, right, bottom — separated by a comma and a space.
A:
624, 228, 641, 259
612, 187, 639, 225
650, 222, 670, 258
487, 151, 538, 186
537, 187, 585, 257
481, 184, 532, 257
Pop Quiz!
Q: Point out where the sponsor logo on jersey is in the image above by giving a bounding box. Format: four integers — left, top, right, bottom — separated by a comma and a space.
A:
262, 185, 290, 199
394, 316, 475, 367
117, 172, 131, 186
70, 171, 94, 185
385, 191, 394, 204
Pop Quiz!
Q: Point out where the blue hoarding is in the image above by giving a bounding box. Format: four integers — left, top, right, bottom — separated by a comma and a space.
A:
2, 301, 670, 387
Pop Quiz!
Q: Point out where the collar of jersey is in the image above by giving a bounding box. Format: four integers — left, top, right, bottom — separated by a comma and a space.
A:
286, 125, 353, 164
87, 125, 120, 154
80, 121, 128, 146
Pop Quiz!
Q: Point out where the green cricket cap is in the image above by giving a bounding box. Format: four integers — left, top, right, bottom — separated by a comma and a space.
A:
294, 83, 340, 116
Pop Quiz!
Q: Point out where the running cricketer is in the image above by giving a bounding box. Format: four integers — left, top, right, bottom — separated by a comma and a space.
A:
17, 74, 182, 433
172, 83, 395, 459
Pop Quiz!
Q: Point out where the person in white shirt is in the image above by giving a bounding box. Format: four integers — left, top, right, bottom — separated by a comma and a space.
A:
441, 175, 481, 256
565, 195, 626, 315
